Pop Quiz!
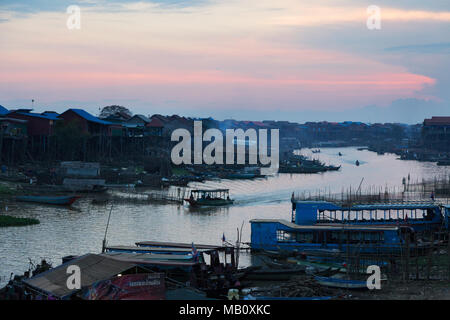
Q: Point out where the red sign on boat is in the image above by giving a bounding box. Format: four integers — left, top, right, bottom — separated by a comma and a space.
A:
83, 273, 165, 300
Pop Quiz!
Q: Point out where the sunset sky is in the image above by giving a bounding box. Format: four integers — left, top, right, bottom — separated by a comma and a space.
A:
1, 0, 449, 123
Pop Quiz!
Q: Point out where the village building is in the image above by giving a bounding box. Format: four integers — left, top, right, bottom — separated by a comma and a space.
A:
422, 116, 450, 151
58, 108, 114, 136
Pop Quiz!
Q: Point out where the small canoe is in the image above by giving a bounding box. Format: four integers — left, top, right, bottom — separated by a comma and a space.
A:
291, 259, 347, 273
16, 195, 81, 205
244, 267, 305, 281
314, 276, 367, 289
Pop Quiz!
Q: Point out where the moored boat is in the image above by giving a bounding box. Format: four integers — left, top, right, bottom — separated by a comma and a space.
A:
314, 275, 368, 289
16, 195, 81, 205
243, 266, 305, 281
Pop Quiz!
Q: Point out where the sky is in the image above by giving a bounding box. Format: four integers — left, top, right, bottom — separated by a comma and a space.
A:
0, 0, 449, 123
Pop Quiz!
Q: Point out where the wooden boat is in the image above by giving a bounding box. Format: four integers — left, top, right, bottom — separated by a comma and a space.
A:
20, 184, 107, 194
136, 241, 220, 250
291, 259, 347, 273
184, 189, 234, 207
103, 251, 194, 262
314, 275, 367, 289
16, 195, 81, 205
325, 165, 341, 171
221, 173, 257, 180
261, 249, 297, 259
244, 266, 305, 281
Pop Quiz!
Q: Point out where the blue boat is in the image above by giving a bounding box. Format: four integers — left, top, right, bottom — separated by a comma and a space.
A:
314, 276, 368, 289
250, 200, 449, 255
16, 195, 81, 205
291, 201, 446, 233
250, 218, 405, 254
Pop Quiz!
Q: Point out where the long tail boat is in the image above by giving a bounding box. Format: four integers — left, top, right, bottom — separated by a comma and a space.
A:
16, 195, 81, 205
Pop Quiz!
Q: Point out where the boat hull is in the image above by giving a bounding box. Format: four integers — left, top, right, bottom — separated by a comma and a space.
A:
184, 198, 234, 207
314, 276, 367, 289
16, 195, 80, 205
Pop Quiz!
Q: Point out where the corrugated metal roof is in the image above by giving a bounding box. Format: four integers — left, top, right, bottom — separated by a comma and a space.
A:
352, 204, 439, 210
136, 241, 221, 250
250, 219, 399, 231
424, 116, 450, 126
147, 117, 164, 127
103, 252, 197, 267
0, 105, 8, 115
67, 109, 112, 125
294, 201, 439, 211
13, 111, 59, 120
129, 114, 150, 123
23, 254, 137, 299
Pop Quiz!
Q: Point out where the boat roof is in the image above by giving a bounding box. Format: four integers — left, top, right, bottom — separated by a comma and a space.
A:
102, 252, 198, 266
106, 245, 212, 253
250, 219, 400, 231
294, 201, 440, 211
135, 241, 223, 250
191, 189, 229, 193
22, 254, 136, 299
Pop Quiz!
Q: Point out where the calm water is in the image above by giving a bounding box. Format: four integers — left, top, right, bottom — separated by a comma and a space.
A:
1, 147, 449, 285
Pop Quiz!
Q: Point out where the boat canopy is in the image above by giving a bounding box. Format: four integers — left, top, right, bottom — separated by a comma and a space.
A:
250, 219, 399, 232
23, 254, 137, 299
189, 189, 231, 200
291, 200, 442, 227
191, 189, 230, 194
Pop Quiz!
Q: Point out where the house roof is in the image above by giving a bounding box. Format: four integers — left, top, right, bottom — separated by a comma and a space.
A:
23, 254, 137, 299
64, 109, 112, 125
424, 116, 450, 126
0, 105, 8, 115
128, 114, 150, 123
10, 111, 59, 120
147, 117, 164, 128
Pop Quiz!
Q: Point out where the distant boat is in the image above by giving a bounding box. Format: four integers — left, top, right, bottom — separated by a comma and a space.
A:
325, 165, 341, 171
16, 195, 81, 206
221, 173, 257, 180
184, 189, 234, 207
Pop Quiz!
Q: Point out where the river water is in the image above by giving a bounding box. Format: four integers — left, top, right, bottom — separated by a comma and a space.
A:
1, 147, 449, 285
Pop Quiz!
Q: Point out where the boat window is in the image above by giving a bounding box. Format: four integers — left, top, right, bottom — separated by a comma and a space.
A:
276, 230, 296, 242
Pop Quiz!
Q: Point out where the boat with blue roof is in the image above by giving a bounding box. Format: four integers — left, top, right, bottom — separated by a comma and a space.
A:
250, 198, 450, 255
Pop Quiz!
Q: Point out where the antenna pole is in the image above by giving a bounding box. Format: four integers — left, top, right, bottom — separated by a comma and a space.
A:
102, 203, 113, 253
